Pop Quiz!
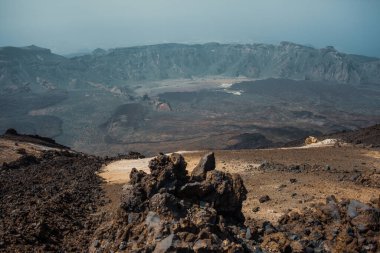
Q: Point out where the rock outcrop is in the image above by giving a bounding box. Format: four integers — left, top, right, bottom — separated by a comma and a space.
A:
190, 152, 216, 181
93, 153, 255, 252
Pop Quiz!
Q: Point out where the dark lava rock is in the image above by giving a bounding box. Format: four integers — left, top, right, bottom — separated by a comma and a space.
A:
1, 154, 40, 169
259, 162, 325, 173
258, 162, 287, 171
252, 207, 260, 213
2, 129, 69, 149
342, 171, 380, 188
93, 153, 252, 252
259, 195, 271, 203
261, 195, 380, 252
191, 152, 216, 181
103, 151, 145, 163
0, 150, 104, 252
4, 128, 18, 135
327, 124, 380, 148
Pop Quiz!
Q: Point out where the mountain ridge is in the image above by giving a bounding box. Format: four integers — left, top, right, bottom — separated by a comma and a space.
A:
1, 42, 380, 93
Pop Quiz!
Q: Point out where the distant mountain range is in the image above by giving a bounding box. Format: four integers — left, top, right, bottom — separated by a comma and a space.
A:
1, 42, 380, 93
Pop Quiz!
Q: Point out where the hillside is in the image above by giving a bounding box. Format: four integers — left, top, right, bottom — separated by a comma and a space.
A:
1, 42, 380, 94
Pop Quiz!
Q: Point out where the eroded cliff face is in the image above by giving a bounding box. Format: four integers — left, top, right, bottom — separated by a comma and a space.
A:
1, 42, 379, 93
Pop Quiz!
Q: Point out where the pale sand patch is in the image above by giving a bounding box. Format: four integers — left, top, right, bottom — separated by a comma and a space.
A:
362, 150, 380, 159
264, 139, 343, 151
99, 151, 203, 184
302, 138, 338, 148
99, 158, 151, 184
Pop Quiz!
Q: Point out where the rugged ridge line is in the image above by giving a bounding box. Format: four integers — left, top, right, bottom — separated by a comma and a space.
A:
1, 42, 380, 92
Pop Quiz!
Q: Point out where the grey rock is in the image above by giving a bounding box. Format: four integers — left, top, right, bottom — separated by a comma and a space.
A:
191, 152, 215, 181
92, 240, 100, 248
119, 241, 127, 250
153, 234, 174, 253
347, 200, 371, 219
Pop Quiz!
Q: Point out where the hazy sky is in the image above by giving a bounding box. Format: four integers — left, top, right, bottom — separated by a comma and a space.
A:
1, 0, 380, 57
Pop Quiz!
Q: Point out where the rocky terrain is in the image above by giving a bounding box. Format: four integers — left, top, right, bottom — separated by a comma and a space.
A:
91, 152, 255, 252
0, 150, 104, 252
327, 124, 380, 148
1, 126, 379, 252
0, 131, 143, 252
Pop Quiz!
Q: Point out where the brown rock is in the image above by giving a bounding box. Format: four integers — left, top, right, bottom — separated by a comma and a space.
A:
259, 195, 271, 203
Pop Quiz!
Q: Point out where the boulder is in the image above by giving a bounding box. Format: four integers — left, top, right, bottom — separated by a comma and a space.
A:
191, 152, 215, 181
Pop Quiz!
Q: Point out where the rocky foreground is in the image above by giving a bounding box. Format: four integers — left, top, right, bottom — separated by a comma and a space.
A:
92, 152, 252, 252
0, 128, 380, 252
92, 152, 380, 252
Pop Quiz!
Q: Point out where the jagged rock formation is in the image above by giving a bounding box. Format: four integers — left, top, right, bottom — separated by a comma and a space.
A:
92, 152, 258, 252
1, 42, 380, 93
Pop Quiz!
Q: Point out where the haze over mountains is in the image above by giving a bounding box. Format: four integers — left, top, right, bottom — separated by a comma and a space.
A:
1, 42, 380, 155
1, 42, 380, 93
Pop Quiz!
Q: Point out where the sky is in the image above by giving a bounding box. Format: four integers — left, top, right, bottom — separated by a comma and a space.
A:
0, 0, 380, 57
